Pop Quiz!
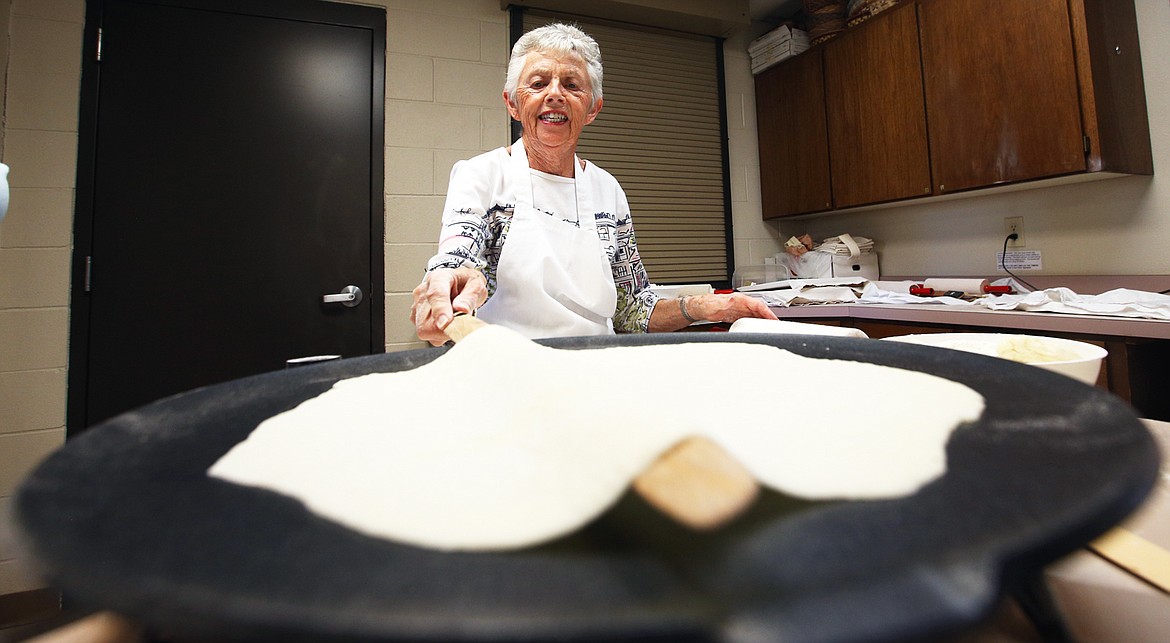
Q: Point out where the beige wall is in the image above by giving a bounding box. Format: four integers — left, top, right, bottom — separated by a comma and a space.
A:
0, 0, 82, 595
1, 0, 1165, 597
381, 0, 511, 351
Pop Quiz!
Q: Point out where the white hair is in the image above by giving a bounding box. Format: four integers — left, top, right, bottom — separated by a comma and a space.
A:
505, 23, 603, 111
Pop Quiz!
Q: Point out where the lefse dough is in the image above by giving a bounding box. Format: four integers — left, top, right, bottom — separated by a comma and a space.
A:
209, 326, 984, 551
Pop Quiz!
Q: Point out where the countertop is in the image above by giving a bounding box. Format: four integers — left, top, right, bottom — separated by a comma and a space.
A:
770, 302, 1170, 340
764, 275, 1170, 341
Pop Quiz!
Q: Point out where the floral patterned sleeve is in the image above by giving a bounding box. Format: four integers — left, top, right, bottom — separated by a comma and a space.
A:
425, 154, 510, 298
603, 201, 661, 334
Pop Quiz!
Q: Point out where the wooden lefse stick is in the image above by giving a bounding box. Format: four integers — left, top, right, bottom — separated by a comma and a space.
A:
633, 435, 759, 531
443, 312, 487, 343
1088, 527, 1170, 593
442, 313, 759, 531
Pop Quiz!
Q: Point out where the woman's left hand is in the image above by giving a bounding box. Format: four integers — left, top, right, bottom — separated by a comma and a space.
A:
649, 292, 777, 332
688, 293, 778, 324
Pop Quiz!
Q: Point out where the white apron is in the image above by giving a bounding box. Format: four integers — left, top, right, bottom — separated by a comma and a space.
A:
475, 140, 617, 339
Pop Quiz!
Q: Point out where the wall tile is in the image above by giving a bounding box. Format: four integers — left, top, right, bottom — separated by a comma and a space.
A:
0, 558, 48, 596
10, 16, 82, 76
434, 59, 506, 108
743, 163, 763, 213
725, 91, 746, 132
386, 101, 482, 150
386, 54, 432, 101
13, 0, 84, 23
6, 71, 80, 132
385, 340, 428, 353
0, 247, 71, 308
0, 428, 64, 496
748, 237, 782, 265
480, 20, 507, 65
385, 242, 436, 292
481, 108, 510, 150
727, 125, 759, 167
732, 189, 764, 224
387, 10, 481, 61
0, 369, 66, 435
385, 194, 444, 243
0, 309, 69, 371
0, 188, 75, 249
0, 497, 15, 560
733, 238, 750, 266
384, 292, 419, 344
433, 149, 485, 194
385, 0, 504, 23
729, 163, 748, 203
385, 146, 433, 195
4, 130, 78, 189
722, 54, 754, 95
734, 194, 774, 241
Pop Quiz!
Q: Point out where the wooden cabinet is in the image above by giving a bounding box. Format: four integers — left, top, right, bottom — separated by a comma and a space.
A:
824, 1, 931, 208
754, 49, 831, 217
919, 0, 1087, 192
754, 0, 1152, 218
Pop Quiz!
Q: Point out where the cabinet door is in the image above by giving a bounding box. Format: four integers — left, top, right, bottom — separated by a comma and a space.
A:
754, 51, 832, 218
919, 0, 1085, 192
823, 1, 931, 209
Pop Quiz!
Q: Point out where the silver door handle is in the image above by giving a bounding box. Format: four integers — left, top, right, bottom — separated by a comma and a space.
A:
323, 285, 363, 307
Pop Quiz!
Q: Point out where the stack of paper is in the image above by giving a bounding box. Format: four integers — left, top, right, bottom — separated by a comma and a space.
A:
749, 25, 810, 75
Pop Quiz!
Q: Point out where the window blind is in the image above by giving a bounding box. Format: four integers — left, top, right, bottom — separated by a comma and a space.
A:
517, 11, 733, 285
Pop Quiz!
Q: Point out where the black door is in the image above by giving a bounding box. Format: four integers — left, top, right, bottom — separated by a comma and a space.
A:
68, 0, 385, 431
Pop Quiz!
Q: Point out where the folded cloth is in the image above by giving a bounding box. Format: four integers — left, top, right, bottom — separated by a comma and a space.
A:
817, 235, 874, 256
975, 287, 1170, 321
747, 286, 860, 306
729, 317, 869, 338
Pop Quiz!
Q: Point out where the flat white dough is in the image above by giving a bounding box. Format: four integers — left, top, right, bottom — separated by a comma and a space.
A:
209, 326, 984, 550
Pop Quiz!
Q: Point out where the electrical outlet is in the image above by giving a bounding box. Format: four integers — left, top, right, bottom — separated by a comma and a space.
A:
1004, 216, 1025, 247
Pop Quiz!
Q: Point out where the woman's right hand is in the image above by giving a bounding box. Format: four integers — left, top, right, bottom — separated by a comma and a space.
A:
410, 267, 489, 345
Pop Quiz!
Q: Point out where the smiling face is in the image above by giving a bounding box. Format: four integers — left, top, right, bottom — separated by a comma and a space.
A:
504, 50, 602, 165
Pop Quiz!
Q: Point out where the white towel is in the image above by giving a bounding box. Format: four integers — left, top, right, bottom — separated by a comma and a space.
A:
975, 288, 1170, 321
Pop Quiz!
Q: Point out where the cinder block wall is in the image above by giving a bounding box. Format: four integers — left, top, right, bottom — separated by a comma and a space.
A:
382, 0, 510, 351
0, 0, 83, 596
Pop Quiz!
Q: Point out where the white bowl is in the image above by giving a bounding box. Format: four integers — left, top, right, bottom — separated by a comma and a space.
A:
882, 333, 1107, 385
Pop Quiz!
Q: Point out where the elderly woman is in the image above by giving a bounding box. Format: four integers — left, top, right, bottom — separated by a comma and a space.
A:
411, 23, 776, 344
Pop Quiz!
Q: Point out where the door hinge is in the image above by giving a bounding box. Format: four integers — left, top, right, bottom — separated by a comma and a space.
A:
1083, 135, 1091, 154
96, 27, 103, 61
84, 256, 93, 292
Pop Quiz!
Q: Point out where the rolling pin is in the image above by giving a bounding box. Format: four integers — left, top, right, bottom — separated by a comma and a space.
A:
911, 278, 1013, 296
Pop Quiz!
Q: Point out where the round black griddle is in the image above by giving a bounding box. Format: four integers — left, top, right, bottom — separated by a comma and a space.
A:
12, 333, 1161, 642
